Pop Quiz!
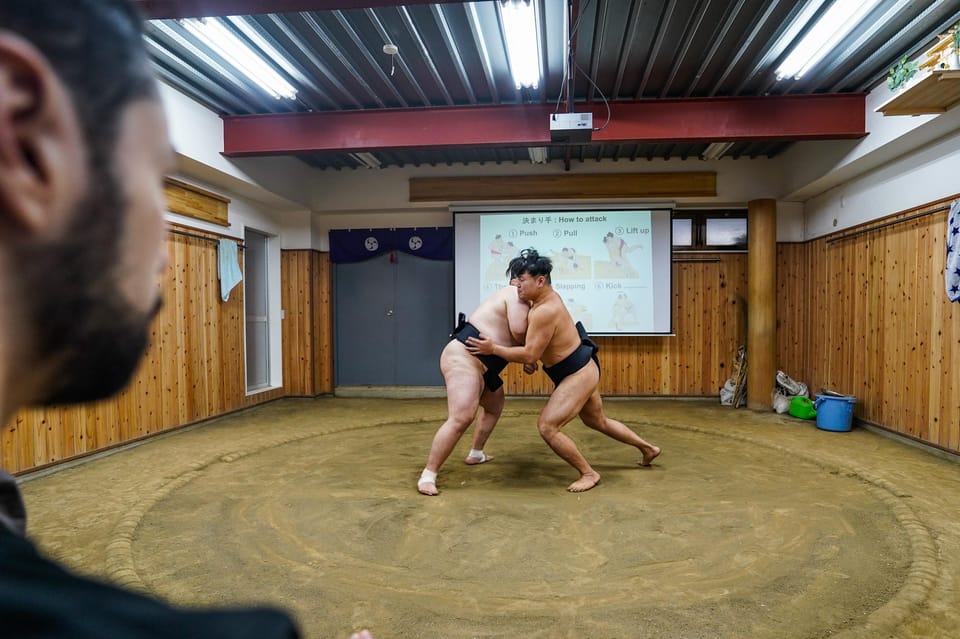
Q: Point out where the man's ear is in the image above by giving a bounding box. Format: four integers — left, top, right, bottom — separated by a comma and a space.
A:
0, 32, 86, 236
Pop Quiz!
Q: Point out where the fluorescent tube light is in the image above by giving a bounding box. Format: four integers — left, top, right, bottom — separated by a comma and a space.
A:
701, 142, 734, 160
350, 152, 382, 169
528, 147, 549, 164
181, 17, 297, 100
775, 0, 883, 80
499, 0, 541, 90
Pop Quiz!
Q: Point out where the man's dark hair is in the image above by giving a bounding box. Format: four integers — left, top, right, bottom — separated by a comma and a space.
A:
510, 248, 553, 282
505, 255, 524, 280
0, 0, 156, 170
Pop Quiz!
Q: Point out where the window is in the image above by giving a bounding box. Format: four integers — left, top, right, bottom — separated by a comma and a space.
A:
672, 210, 747, 250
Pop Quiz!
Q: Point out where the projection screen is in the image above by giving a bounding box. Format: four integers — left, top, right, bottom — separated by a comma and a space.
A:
454, 207, 673, 335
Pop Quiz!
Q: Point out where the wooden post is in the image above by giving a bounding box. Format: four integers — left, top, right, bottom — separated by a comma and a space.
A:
747, 199, 777, 409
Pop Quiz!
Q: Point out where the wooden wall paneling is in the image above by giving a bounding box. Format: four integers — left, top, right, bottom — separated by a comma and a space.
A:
43, 410, 61, 465
282, 249, 334, 398
928, 252, 944, 447
193, 239, 212, 422
158, 238, 179, 430
281, 250, 309, 397
279, 249, 339, 398
315, 252, 335, 394
1, 416, 18, 474
504, 253, 748, 398
222, 253, 245, 412
672, 261, 695, 393
851, 237, 868, 412
866, 231, 881, 425
302, 252, 317, 395
909, 218, 931, 441
882, 223, 904, 432
299, 251, 314, 395
280, 251, 295, 395
1, 416, 16, 472
134, 289, 163, 438
296, 251, 312, 395
702, 260, 723, 394
946, 301, 960, 451
204, 240, 223, 417
164, 178, 230, 226
799, 198, 960, 454
0, 219, 267, 475
195, 236, 215, 420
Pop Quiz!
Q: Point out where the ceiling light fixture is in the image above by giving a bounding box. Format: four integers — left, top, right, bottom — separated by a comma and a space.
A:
181, 17, 297, 100
499, 0, 542, 90
775, 0, 883, 80
350, 152, 382, 169
701, 142, 734, 160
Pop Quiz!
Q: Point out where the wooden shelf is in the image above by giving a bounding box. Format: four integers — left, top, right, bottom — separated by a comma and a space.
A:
876, 69, 960, 116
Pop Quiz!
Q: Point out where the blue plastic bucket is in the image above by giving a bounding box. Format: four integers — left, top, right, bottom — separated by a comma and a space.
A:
814, 394, 856, 432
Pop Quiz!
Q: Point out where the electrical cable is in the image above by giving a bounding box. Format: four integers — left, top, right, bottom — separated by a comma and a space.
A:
576, 61, 611, 131
552, 0, 607, 128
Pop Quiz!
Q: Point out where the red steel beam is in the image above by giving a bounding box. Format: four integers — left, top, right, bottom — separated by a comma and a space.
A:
136, 0, 469, 19
222, 94, 867, 157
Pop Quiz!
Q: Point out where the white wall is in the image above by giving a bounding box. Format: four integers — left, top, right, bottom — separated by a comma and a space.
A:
161, 83, 314, 212
804, 126, 960, 239
779, 77, 960, 202
307, 157, 787, 214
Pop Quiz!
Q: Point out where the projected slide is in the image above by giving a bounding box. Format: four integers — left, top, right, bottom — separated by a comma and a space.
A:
456, 208, 672, 335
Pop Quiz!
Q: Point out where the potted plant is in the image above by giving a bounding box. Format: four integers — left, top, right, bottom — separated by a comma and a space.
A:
887, 56, 918, 91
952, 23, 960, 69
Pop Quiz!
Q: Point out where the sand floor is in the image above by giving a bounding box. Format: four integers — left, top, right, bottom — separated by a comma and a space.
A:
17, 397, 960, 638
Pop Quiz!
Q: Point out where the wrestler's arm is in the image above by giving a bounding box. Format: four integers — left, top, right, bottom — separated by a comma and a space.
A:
467, 305, 553, 365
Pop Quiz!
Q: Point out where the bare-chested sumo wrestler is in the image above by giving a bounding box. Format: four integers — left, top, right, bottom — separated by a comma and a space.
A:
417, 264, 533, 496
466, 249, 661, 492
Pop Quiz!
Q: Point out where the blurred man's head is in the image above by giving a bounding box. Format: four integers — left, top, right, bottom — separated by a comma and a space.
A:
0, 0, 174, 409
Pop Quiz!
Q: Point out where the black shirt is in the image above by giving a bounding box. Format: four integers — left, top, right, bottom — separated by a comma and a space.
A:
0, 471, 299, 639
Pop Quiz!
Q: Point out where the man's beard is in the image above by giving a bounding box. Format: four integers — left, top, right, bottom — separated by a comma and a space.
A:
24, 164, 161, 406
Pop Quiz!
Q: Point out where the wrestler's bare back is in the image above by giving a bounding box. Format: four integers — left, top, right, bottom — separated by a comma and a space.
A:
441, 286, 529, 372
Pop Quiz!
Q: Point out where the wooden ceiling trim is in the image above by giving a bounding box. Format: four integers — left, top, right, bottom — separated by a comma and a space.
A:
409, 172, 717, 202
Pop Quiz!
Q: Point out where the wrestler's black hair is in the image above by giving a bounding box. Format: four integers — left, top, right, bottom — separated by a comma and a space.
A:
511, 248, 553, 282
505, 255, 525, 280
0, 0, 156, 176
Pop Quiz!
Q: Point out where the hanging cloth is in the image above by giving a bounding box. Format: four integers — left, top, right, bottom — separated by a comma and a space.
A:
218, 238, 243, 302
947, 200, 960, 303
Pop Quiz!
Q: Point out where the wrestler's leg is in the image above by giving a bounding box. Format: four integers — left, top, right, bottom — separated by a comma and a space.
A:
419, 351, 484, 495
537, 363, 601, 492
466, 386, 504, 464
578, 383, 661, 465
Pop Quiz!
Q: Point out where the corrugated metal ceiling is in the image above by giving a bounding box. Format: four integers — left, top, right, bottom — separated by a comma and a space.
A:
142, 0, 960, 169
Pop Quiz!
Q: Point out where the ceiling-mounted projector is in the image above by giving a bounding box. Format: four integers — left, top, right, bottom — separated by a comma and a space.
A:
550, 112, 593, 143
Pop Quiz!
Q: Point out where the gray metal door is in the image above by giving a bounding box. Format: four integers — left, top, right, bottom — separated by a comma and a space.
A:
334, 252, 451, 386
334, 254, 395, 386
395, 253, 452, 385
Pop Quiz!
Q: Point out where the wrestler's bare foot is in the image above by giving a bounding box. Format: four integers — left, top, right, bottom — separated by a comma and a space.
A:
640, 445, 661, 466
464, 452, 494, 465
417, 480, 438, 496
567, 471, 601, 492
